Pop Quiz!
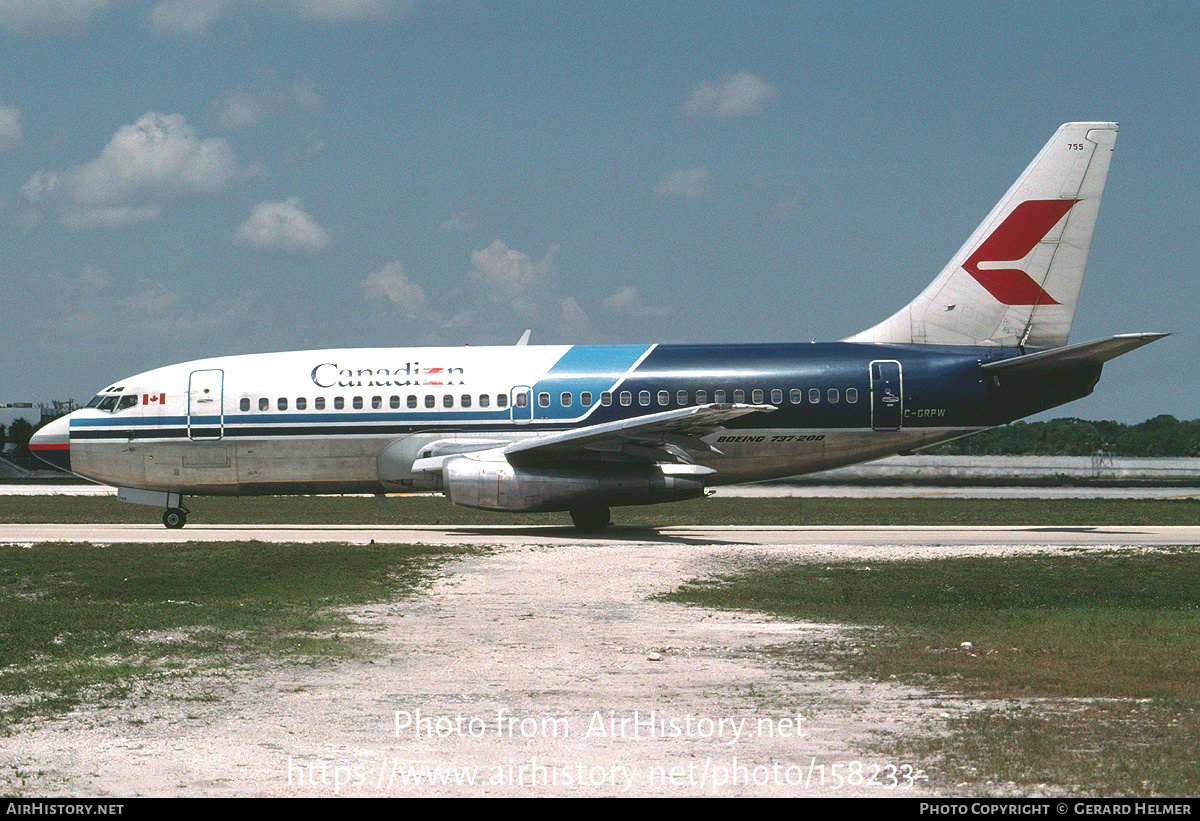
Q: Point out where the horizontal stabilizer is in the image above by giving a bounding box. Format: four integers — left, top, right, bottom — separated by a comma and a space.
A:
981, 333, 1168, 377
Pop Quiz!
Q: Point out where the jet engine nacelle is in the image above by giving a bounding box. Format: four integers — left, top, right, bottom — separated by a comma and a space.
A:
442, 455, 707, 512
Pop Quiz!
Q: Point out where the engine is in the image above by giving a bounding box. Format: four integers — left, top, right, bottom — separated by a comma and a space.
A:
441, 455, 706, 512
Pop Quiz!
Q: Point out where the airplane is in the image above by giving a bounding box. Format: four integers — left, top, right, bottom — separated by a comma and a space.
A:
30, 122, 1166, 532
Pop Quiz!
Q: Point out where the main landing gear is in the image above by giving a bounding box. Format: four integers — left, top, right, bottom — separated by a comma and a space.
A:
569, 505, 611, 534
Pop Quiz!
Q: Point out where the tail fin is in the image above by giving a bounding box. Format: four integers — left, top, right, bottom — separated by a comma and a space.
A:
847, 122, 1118, 349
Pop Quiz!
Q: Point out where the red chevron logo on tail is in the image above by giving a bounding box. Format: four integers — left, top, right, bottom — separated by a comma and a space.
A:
963, 199, 1078, 305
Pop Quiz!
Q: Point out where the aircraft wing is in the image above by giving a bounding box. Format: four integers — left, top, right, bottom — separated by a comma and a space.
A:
410, 403, 774, 473
981, 333, 1168, 377
504, 402, 775, 463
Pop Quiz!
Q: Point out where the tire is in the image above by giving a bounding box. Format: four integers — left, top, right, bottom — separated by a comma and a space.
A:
163, 508, 187, 529
569, 506, 610, 534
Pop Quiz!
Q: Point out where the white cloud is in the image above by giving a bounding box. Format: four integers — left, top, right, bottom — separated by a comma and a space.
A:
22, 112, 243, 226
148, 0, 233, 38
469, 240, 557, 303
147, 0, 414, 37
555, 297, 591, 340
684, 71, 778, 119
653, 166, 713, 200
292, 0, 412, 24
439, 209, 484, 236
62, 206, 162, 229
17, 265, 252, 349
0, 0, 120, 35
602, 286, 673, 319
209, 75, 325, 130
0, 106, 22, 148
363, 261, 426, 319
235, 197, 331, 255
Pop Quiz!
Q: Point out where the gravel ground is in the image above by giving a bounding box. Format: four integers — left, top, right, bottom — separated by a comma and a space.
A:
1, 538, 1080, 798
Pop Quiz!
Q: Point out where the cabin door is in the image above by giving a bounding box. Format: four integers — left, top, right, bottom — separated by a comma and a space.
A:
870, 360, 903, 431
187, 369, 225, 440
510, 386, 533, 424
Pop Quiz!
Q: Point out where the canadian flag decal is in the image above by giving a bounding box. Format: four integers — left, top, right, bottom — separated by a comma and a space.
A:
143, 392, 166, 405
963, 199, 1078, 305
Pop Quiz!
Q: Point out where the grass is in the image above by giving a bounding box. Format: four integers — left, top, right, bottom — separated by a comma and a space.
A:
663, 548, 1200, 796
0, 493, 1198, 527
0, 540, 469, 733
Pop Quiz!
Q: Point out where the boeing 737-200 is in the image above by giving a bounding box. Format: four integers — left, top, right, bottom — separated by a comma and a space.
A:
31, 122, 1165, 531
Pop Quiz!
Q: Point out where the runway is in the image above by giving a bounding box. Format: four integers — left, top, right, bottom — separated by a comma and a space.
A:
3, 522, 1198, 548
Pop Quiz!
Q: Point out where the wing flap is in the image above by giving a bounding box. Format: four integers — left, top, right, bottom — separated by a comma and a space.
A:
502, 402, 774, 462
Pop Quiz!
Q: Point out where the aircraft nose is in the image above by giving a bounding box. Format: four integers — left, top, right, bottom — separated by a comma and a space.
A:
29, 414, 72, 473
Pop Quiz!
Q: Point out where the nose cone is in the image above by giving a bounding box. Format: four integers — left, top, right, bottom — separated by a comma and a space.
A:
29, 414, 72, 473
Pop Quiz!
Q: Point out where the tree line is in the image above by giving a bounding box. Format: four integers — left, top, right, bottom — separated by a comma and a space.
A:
926, 415, 1200, 458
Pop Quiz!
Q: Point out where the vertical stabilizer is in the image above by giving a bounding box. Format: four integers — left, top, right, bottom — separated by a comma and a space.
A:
847, 122, 1118, 349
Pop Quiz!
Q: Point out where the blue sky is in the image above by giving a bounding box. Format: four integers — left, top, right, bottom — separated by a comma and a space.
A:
1, 0, 1196, 429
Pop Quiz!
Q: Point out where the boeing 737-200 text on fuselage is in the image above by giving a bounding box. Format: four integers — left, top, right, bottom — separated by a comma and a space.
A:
31, 123, 1165, 531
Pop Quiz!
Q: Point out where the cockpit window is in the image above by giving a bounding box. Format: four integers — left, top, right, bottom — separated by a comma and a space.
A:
90, 387, 136, 413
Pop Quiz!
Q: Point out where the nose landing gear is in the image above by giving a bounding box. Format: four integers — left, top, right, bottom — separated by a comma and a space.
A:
162, 507, 189, 529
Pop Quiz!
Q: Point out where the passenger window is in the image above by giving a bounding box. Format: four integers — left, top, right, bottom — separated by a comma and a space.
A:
639, 391, 650, 406
538, 392, 550, 408
259, 397, 269, 411
353, 396, 363, 410
241, 398, 250, 412
846, 388, 859, 403
677, 390, 688, 405
657, 390, 669, 406
580, 392, 592, 407
696, 389, 707, 403
828, 388, 839, 404
480, 394, 490, 408
714, 390, 726, 403
334, 397, 345, 410
752, 389, 764, 404
733, 389, 745, 403
601, 392, 612, 406
515, 393, 527, 408
425, 395, 436, 408
278, 397, 288, 411
390, 396, 400, 409
790, 389, 801, 404
297, 397, 307, 410
315, 397, 326, 410
620, 391, 631, 406
809, 388, 821, 404
443, 395, 453, 408
462, 394, 472, 408
771, 389, 782, 404
372, 396, 382, 409
498, 393, 509, 408
561, 392, 572, 407
408, 395, 417, 409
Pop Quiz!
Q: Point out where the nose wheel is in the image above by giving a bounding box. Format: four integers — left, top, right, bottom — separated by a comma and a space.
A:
162, 506, 189, 529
